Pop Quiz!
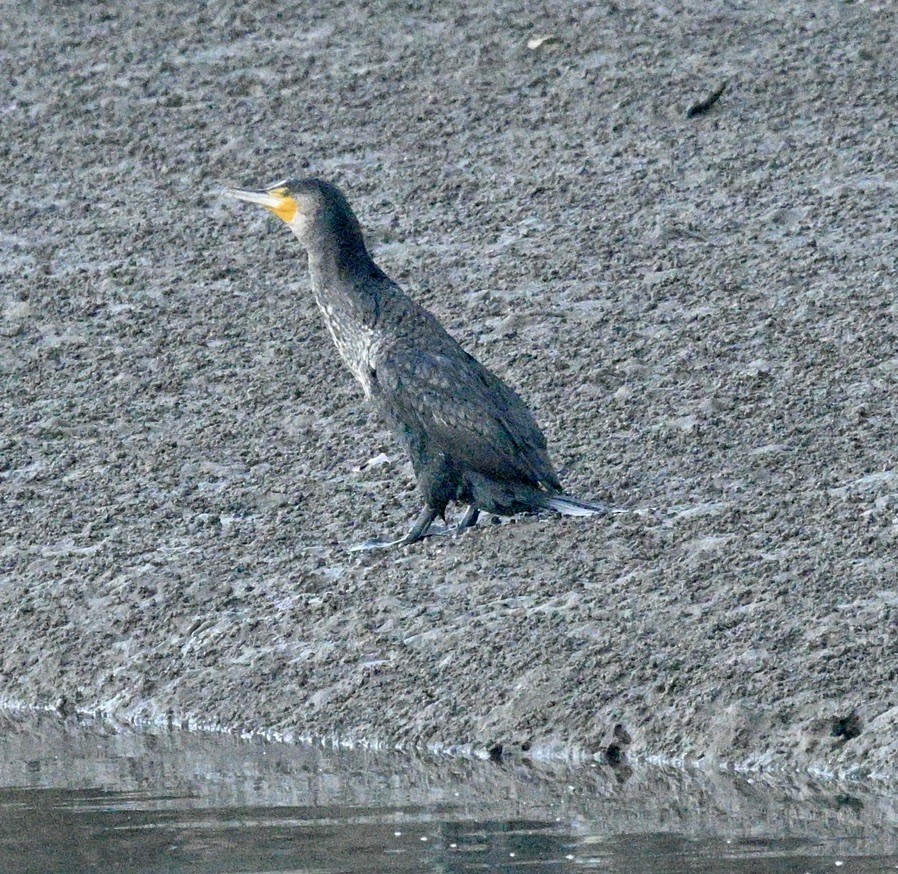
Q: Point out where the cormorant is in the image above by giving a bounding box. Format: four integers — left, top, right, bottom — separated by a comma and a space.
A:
223, 178, 605, 547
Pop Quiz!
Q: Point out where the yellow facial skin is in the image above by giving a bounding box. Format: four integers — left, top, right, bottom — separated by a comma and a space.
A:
265, 187, 298, 223
223, 185, 298, 223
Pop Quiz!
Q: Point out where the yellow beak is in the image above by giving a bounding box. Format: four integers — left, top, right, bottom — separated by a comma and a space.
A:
222, 185, 298, 223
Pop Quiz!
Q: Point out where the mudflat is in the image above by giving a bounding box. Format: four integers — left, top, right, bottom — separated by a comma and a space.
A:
2, 0, 896, 779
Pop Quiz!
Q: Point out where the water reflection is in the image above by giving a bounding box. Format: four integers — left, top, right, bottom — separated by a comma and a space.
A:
0, 710, 895, 873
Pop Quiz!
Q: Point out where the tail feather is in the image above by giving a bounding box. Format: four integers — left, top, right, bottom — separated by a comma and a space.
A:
543, 493, 608, 517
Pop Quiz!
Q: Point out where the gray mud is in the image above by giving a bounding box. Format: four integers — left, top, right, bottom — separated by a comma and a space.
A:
1, 1, 897, 779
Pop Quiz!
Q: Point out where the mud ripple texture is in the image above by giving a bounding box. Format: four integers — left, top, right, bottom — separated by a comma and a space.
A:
1, 0, 896, 779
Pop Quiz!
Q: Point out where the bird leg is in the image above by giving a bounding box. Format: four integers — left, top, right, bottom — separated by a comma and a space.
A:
348, 505, 442, 551
455, 505, 480, 533
397, 505, 440, 545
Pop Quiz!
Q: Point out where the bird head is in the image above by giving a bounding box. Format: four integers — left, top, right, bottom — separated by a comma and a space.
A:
223, 177, 366, 258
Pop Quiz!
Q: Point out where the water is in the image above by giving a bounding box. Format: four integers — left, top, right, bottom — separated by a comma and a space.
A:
0, 712, 896, 873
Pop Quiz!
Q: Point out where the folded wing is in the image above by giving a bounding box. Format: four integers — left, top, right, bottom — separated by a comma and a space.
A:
372, 343, 561, 491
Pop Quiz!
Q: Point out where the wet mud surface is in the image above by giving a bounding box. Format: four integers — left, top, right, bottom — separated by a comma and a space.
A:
2, 1, 897, 779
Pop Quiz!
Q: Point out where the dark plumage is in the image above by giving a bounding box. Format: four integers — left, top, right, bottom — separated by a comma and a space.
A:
223, 178, 605, 546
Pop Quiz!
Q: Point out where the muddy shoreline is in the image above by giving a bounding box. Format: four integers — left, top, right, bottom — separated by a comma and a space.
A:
3, 707, 898, 838
2, 1, 897, 780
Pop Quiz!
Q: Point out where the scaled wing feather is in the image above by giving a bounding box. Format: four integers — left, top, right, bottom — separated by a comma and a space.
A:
374, 345, 560, 489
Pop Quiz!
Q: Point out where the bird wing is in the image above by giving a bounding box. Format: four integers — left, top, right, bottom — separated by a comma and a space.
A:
372, 343, 560, 489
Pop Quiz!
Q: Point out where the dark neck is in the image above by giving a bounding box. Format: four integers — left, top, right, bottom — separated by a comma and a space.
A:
307, 237, 374, 285
307, 234, 385, 326
309, 204, 371, 272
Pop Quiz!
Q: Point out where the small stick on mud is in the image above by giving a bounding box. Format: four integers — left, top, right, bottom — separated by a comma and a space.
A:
686, 80, 727, 117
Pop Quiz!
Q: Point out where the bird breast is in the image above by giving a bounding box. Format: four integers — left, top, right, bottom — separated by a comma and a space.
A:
316, 301, 380, 398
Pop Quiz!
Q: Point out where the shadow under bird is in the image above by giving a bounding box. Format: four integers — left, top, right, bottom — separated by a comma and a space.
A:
223, 178, 606, 548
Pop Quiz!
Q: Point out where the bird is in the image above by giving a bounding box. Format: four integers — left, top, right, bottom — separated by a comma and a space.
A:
223, 178, 606, 548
